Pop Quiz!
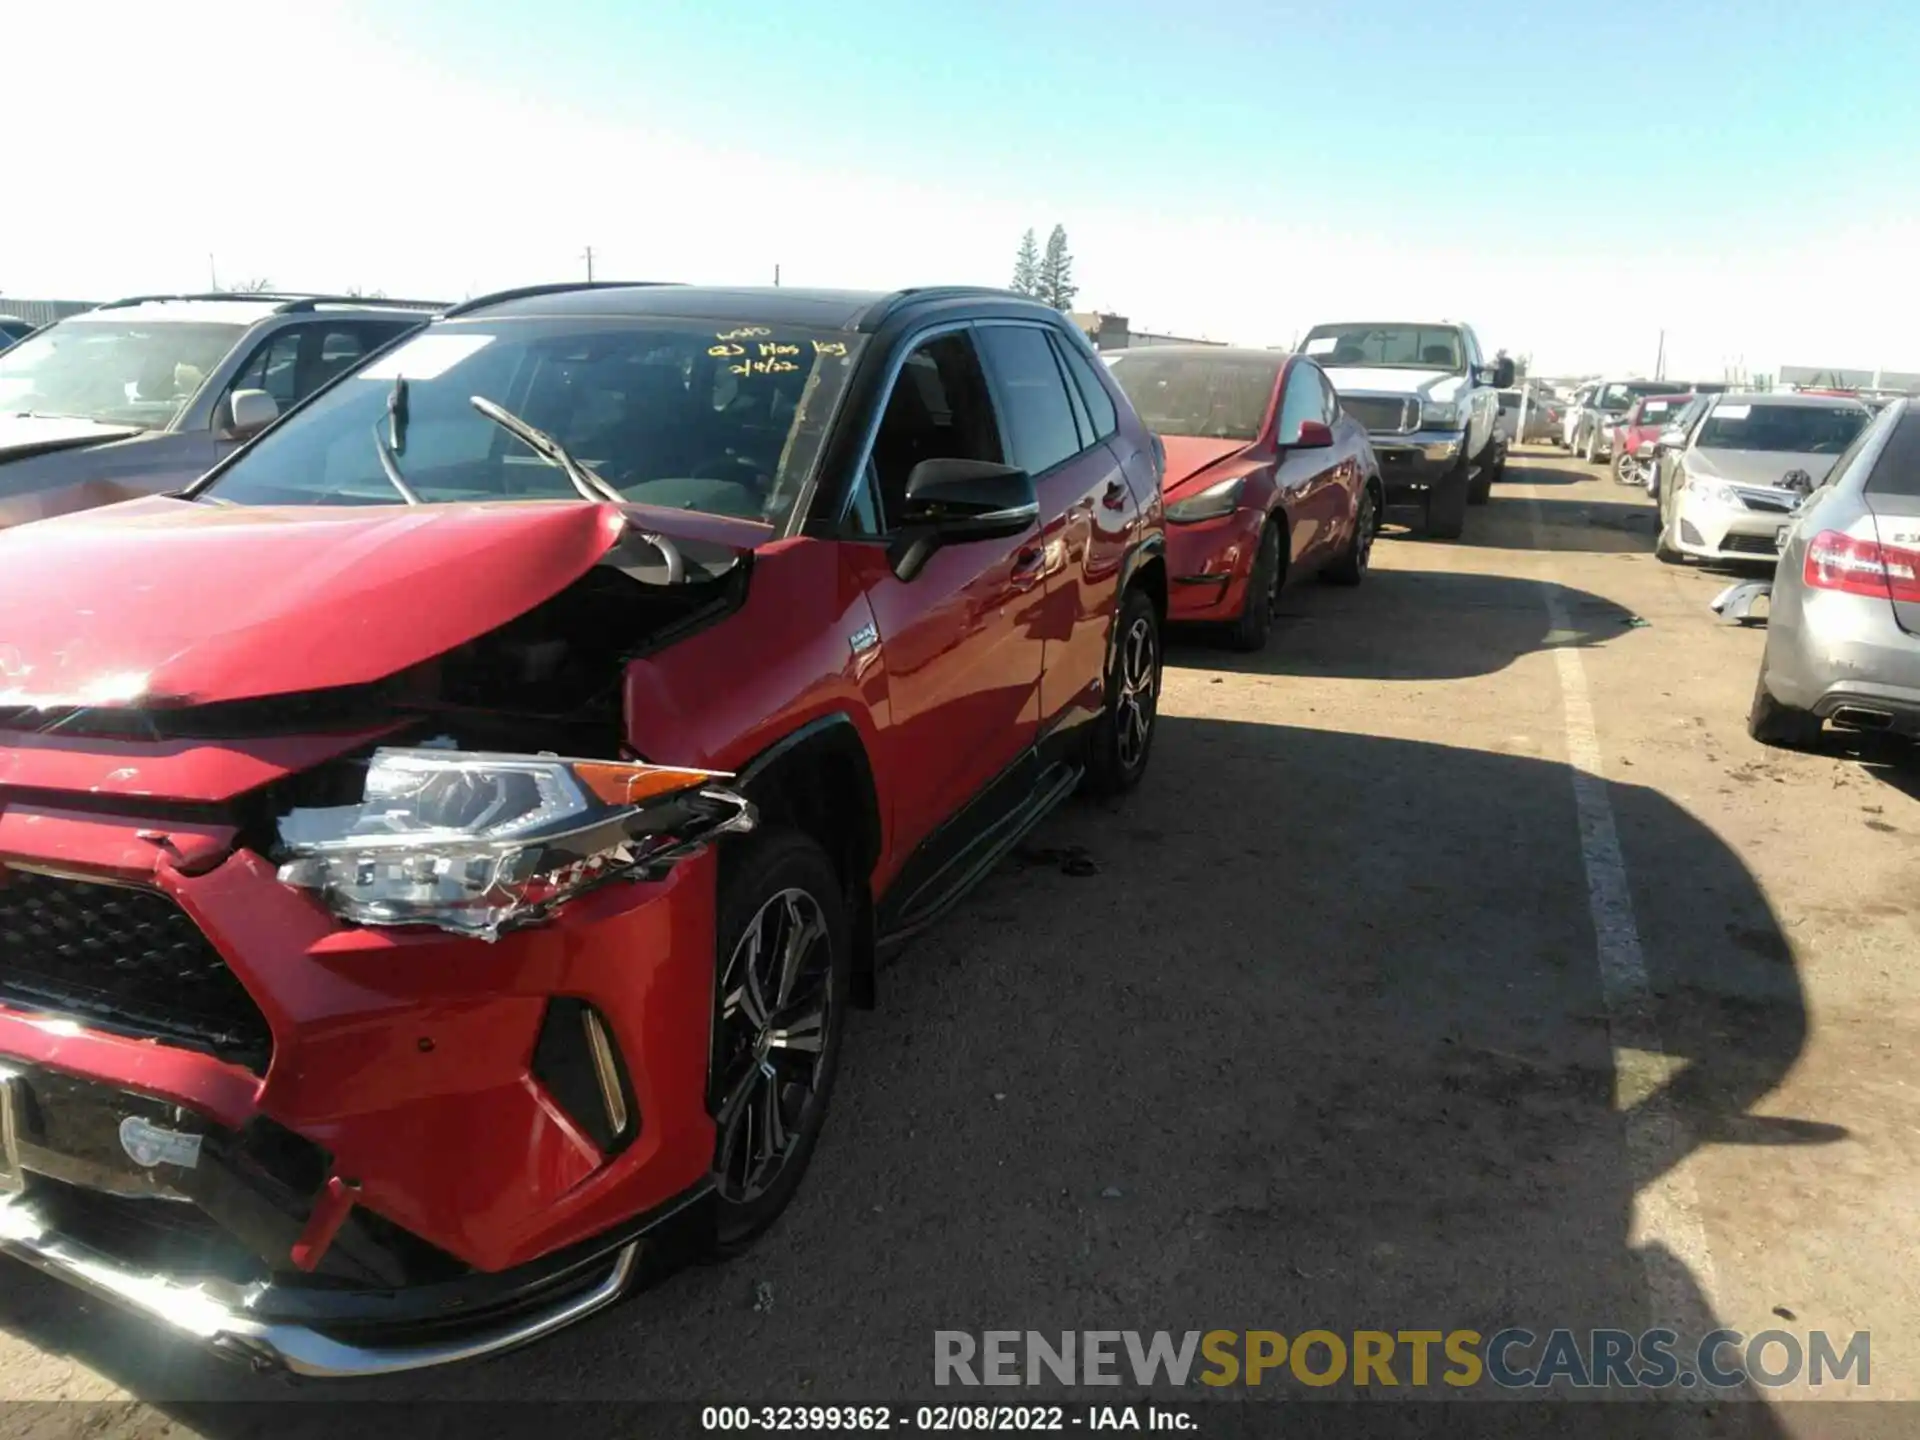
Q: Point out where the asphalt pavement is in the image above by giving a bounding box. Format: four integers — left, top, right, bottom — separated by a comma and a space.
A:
4, 449, 1918, 1436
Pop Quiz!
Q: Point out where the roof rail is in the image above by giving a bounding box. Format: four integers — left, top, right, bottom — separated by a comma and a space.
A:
442, 280, 681, 319
858, 285, 1034, 330
92, 292, 446, 314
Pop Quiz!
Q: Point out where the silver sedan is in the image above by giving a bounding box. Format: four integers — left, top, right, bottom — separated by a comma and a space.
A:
1729, 397, 1920, 746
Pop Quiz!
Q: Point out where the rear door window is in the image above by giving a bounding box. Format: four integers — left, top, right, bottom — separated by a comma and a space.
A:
977, 325, 1082, 476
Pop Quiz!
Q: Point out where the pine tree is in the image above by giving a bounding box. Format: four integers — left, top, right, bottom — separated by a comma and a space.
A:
1011, 230, 1040, 296
1038, 225, 1077, 311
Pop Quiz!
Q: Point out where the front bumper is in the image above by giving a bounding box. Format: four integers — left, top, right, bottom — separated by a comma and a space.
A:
1367, 431, 1463, 495
0, 804, 723, 1370
1672, 492, 1796, 563
1165, 507, 1264, 622
0, 1171, 706, 1376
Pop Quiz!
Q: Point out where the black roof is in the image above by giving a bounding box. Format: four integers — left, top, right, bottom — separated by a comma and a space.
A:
447, 282, 1050, 333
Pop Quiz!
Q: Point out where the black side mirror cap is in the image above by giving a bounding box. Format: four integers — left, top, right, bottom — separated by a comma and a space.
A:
888, 459, 1037, 581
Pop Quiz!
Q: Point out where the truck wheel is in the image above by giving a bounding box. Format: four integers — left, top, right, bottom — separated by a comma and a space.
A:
1747, 672, 1823, 750
1469, 444, 1501, 505
1427, 445, 1471, 540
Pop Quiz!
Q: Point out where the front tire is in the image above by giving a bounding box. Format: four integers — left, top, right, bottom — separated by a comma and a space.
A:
709, 830, 851, 1255
1748, 671, 1824, 750
1427, 458, 1469, 540
1229, 520, 1282, 652
1084, 586, 1161, 795
1323, 482, 1378, 586
1581, 428, 1600, 464
1612, 451, 1638, 486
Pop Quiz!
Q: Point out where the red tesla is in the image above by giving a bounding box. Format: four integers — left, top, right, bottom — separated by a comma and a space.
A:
0, 283, 1167, 1375
1105, 346, 1383, 650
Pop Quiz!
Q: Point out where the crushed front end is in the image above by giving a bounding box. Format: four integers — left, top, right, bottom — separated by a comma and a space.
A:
0, 499, 755, 1374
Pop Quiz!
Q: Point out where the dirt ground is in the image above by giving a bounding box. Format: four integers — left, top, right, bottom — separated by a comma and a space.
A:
3, 448, 1918, 1435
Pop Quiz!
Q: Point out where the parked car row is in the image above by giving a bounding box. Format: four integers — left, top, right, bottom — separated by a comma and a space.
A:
0, 279, 1428, 1376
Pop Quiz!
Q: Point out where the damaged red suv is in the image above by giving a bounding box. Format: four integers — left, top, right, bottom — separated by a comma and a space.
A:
0, 283, 1166, 1375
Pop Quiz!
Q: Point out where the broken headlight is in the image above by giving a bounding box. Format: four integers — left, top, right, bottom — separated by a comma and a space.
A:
275, 748, 754, 940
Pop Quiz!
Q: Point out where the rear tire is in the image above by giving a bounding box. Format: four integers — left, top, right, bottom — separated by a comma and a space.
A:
1747, 671, 1824, 750
1582, 428, 1601, 464
1229, 520, 1282, 652
708, 830, 851, 1256
1612, 451, 1637, 486
1085, 586, 1161, 795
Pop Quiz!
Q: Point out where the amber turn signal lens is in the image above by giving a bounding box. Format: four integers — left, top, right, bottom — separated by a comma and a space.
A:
571, 761, 733, 807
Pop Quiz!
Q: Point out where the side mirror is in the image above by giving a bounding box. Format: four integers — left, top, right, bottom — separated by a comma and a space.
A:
226, 388, 279, 440
1658, 427, 1687, 449
1289, 419, 1334, 449
1492, 358, 1517, 388
889, 459, 1037, 582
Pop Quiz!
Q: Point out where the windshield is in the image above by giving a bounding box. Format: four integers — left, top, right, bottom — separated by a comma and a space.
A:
1695, 402, 1869, 455
201, 318, 867, 525
1631, 396, 1690, 426
1300, 324, 1464, 373
0, 319, 243, 428
1105, 350, 1283, 441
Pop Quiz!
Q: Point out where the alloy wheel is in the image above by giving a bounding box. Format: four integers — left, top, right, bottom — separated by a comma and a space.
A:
1114, 614, 1157, 772
1355, 490, 1378, 572
713, 887, 833, 1205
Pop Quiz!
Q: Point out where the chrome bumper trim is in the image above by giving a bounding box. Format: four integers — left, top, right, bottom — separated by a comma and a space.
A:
0, 1191, 639, 1377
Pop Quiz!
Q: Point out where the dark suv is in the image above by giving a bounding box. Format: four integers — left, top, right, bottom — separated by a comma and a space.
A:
0, 292, 441, 529
0, 281, 1167, 1375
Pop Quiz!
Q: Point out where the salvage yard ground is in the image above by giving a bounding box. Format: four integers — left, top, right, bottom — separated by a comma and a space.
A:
2, 449, 1917, 1434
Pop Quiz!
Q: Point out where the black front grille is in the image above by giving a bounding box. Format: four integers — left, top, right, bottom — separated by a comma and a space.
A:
1343, 396, 1416, 434
1721, 532, 1783, 557
0, 870, 273, 1071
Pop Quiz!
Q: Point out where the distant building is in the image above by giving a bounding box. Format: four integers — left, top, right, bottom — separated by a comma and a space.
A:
1779, 364, 1920, 395
1069, 311, 1223, 352
0, 297, 99, 328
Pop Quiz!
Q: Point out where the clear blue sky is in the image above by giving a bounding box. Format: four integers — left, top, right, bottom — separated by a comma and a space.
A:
14, 0, 1920, 375
386, 0, 1916, 255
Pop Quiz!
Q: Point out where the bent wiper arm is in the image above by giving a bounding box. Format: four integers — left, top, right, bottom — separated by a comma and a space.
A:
370, 424, 424, 504
470, 395, 625, 504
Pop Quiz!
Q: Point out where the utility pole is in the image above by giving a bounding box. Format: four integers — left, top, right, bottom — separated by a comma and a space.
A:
582, 246, 596, 282
1654, 329, 1665, 381
774, 263, 781, 287
209, 253, 218, 291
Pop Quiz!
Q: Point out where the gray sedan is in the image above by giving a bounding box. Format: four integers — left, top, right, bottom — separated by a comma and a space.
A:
1728, 397, 1920, 746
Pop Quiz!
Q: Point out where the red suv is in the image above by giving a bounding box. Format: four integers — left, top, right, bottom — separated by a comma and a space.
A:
0, 283, 1167, 1375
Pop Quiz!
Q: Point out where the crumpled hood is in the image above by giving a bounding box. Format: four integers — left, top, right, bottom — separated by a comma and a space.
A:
1321, 367, 1467, 404
0, 498, 706, 710
0, 412, 146, 461
1159, 436, 1252, 490
1684, 449, 1839, 491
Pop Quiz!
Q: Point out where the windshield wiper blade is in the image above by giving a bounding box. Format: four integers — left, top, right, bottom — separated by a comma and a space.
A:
370, 423, 423, 504
470, 395, 625, 504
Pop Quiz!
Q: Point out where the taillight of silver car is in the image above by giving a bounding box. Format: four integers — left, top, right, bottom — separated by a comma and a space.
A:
1802, 530, 1920, 602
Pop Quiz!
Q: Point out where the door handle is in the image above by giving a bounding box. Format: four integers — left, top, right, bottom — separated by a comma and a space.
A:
1102, 480, 1128, 510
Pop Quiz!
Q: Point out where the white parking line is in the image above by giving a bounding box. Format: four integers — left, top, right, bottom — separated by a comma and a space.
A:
1527, 495, 1720, 1334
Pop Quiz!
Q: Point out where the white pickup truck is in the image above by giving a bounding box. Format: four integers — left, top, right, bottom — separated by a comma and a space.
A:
1300, 320, 1514, 539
